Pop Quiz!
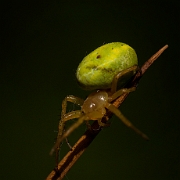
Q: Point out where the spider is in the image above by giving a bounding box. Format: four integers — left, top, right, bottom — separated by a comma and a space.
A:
50, 42, 148, 159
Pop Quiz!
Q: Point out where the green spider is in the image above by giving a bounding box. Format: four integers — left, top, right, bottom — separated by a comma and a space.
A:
50, 42, 148, 159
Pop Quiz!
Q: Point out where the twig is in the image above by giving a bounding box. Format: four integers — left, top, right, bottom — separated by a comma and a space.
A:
46, 45, 168, 180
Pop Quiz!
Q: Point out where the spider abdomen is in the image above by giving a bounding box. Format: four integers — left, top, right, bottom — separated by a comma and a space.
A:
76, 42, 138, 90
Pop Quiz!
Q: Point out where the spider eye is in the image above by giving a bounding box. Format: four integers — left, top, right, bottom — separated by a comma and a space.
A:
89, 103, 95, 108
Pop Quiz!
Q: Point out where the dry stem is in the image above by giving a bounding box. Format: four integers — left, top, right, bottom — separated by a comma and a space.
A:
46, 45, 168, 180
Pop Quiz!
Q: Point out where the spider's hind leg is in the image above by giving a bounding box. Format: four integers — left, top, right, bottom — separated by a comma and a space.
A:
109, 87, 136, 102
110, 65, 139, 94
106, 103, 149, 140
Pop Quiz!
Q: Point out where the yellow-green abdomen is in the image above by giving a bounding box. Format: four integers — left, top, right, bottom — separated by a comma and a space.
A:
76, 42, 138, 90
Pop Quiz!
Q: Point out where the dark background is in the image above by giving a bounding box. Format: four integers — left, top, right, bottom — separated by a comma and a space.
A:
1, 1, 179, 179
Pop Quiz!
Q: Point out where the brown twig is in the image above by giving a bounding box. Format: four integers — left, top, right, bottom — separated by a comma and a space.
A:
46, 45, 168, 180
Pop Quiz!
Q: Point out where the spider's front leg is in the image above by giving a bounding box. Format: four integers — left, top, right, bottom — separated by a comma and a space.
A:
108, 65, 139, 102
55, 110, 108, 144
49, 95, 84, 160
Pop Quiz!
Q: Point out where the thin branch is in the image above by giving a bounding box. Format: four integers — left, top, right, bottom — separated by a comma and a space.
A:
46, 45, 168, 180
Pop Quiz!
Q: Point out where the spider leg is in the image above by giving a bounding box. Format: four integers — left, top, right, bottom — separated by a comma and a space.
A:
106, 103, 149, 140
60, 95, 84, 142
50, 110, 82, 156
110, 65, 139, 94
54, 115, 86, 147
109, 87, 136, 102
63, 111, 84, 150
51, 95, 84, 166
63, 95, 84, 107
54, 111, 109, 148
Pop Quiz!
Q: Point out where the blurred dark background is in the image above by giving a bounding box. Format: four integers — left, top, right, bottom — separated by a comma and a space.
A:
1, 1, 179, 179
